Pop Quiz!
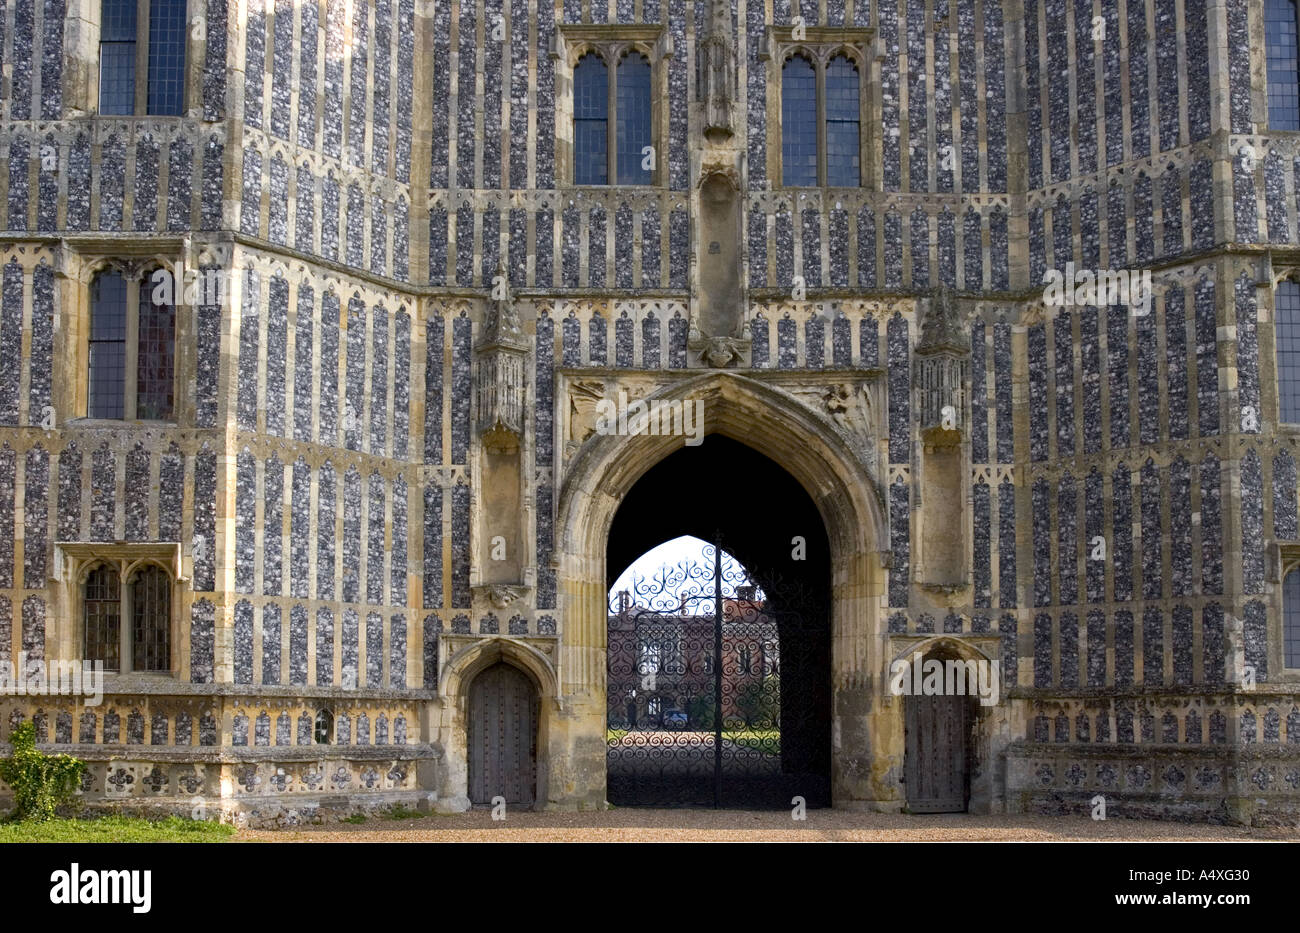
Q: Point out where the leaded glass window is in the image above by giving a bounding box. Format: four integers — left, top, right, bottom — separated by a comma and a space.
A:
572, 45, 660, 186
88, 268, 176, 420
99, 0, 187, 116
99, 0, 138, 114
574, 53, 609, 185
84, 565, 122, 671
131, 565, 171, 672
782, 51, 862, 187
825, 56, 861, 187
1278, 281, 1300, 423
617, 53, 653, 184
1286, 569, 1300, 667
146, 0, 188, 115
89, 272, 129, 420
1268, 0, 1300, 130
136, 277, 176, 420
782, 55, 818, 187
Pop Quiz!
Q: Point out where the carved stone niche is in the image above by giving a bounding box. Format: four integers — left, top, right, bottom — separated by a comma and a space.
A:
687, 168, 751, 368
914, 285, 969, 444
472, 264, 531, 591
913, 287, 971, 590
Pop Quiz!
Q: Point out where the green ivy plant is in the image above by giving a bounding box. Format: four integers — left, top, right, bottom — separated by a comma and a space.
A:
0, 722, 86, 822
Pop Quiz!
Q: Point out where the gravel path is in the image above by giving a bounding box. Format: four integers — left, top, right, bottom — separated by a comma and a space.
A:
237, 809, 1295, 843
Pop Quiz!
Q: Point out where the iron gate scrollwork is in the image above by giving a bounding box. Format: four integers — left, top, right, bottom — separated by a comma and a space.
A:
606, 537, 831, 808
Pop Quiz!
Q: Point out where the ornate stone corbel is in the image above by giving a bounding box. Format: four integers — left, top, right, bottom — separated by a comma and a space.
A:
472, 583, 530, 612
687, 322, 750, 368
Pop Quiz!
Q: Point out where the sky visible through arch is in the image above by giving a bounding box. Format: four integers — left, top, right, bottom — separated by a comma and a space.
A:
608, 535, 763, 614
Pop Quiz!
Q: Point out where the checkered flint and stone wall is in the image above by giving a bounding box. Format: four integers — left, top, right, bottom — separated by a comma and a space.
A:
0, 0, 1295, 824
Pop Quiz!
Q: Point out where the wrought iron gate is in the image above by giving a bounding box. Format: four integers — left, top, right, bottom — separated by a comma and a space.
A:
606, 538, 830, 808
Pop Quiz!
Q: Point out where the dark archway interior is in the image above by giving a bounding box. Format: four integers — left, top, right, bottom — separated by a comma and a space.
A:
606, 435, 832, 808
607, 435, 831, 593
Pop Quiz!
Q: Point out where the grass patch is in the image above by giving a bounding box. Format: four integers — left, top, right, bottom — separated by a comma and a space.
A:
383, 804, 423, 821
342, 813, 367, 824
0, 814, 236, 843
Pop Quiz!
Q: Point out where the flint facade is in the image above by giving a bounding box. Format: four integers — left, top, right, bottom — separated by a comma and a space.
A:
0, 0, 1295, 825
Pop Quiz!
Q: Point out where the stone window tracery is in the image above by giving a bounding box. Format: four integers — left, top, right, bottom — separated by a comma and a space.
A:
573, 48, 655, 185
772, 41, 866, 188
560, 27, 667, 187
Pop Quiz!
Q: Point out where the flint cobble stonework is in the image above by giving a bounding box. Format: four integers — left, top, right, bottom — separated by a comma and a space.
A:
0, 0, 1295, 827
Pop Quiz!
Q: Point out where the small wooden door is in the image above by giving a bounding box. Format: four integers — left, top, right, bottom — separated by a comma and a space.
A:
904, 693, 969, 813
468, 663, 538, 807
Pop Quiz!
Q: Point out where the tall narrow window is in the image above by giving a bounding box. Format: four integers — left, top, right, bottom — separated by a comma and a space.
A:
99, 0, 138, 114
782, 55, 818, 187
136, 277, 175, 420
574, 53, 609, 185
146, 0, 188, 115
617, 53, 653, 184
89, 271, 129, 419
1277, 281, 1300, 423
131, 565, 171, 672
1269, 0, 1300, 130
84, 565, 122, 671
825, 55, 861, 187
88, 268, 176, 421
1286, 568, 1300, 667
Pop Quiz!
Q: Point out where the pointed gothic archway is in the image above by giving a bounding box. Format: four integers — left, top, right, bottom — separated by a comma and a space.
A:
552, 371, 891, 809
604, 449, 832, 808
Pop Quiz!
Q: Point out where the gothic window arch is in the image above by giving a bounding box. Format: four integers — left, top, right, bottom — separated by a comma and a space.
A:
569, 41, 661, 186
88, 266, 177, 421
778, 47, 864, 187
99, 0, 189, 116
1268, 0, 1300, 130
314, 709, 334, 744
82, 559, 173, 673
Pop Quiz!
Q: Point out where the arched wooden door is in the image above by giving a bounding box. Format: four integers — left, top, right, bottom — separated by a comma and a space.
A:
904, 692, 971, 813
468, 663, 538, 807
